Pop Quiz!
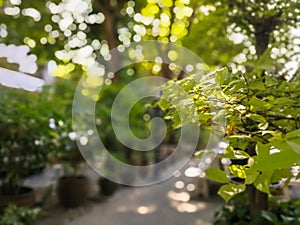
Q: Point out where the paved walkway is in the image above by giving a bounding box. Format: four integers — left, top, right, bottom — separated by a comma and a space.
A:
37, 167, 223, 225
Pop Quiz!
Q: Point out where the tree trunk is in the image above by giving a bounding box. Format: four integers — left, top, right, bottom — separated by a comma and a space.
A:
244, 12, 282, 221
247, 184, 268, 220
94, 0, 124, 74
102, 12, 120, 73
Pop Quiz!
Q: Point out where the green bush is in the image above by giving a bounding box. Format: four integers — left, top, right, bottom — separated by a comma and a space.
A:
0, 204, 40, 225
214, 195, 300, 225
0, 87, 65, 195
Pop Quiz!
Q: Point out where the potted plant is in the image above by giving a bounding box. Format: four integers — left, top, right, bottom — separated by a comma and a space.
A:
47, 112, 91, 208
48, 79, 92, 208
0, 87, 60, 211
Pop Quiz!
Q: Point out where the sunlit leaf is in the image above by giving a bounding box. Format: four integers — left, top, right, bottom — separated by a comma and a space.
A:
218, 184, 246, 202
228, 165, 247, 179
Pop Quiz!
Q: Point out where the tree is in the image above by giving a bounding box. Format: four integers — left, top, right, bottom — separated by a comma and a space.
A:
158, 0, 300, 221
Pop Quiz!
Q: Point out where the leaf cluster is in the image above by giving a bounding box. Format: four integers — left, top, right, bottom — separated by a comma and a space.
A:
0, 204, 41, 225
159, 65, 300, 201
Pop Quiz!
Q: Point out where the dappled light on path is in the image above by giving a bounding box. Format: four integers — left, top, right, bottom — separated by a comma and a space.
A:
168, 190, 191, 202
38, 165, 223, 225
136, 205, 156, 215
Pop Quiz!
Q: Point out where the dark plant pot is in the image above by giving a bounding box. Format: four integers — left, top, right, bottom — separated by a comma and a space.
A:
56, 175, 91, 208
0, 186, 35, 212
0, 169, 7, 179
28, 165, 45, 176
99, 178, 119, 196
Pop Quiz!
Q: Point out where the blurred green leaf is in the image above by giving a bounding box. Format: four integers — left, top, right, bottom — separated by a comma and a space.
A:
205, 167, 229, 183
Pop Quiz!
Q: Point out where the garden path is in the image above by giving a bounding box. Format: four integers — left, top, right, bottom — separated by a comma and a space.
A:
37, 163, 223, 225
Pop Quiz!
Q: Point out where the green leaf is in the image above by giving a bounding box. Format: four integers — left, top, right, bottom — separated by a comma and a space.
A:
272, 140, 294, 152
205, 167, 229, 183
245, 170, 259, 184
223, 146, 235, 158
234, 150, 250, 159
258, 122, 269, 130
254, 172, 272, 194
249, 80, 265, 91
250, 96, 267, 110
255, 142, 270, 157
246, 114, 268, 130
251, 143, 300, 172
195, 150, 215, 158
274, 97, 295, 105
261, 210, 278, 223
218, 184, 246, 202
158, 98, 171, 111
286, 137, 300, 154
271, 169, 293, 184
247, 114, 266, 123
224, 80, 246, 94
195, 151, 206, 158
227, 136, 253, 151
215, 67, 228, 86
286, 129, 300, 139
223, 146, 250, 159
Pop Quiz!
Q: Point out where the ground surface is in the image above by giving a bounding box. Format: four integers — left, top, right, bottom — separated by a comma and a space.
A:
37, 164, 223, 225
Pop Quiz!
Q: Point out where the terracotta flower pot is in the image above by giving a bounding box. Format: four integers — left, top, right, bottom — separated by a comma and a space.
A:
56, 175, 91, 208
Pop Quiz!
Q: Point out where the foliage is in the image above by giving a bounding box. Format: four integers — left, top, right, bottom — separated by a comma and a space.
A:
0, 86, 64, 195
46, 78, 86, 175
157, 0, 300, 207
0, 204, 41, 225
182, 1, 244, 66
214, 195, 300, 225
48, 116, 83, 175
262, 197, 300, 225
95, 71, 157, 165
213, 194, 253, 225
159, 65, 300, 201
